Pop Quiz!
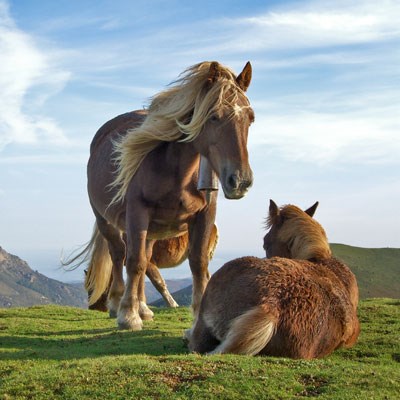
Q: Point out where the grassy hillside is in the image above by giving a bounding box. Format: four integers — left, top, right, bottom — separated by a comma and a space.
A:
331, 244, 400, 299
0, 301, 399, 399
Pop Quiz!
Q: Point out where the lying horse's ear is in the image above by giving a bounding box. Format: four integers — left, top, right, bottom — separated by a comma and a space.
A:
207, 62, 221, 85
269, 199, 280, 223
236, 61, 252, 91
304, 201, 319, 217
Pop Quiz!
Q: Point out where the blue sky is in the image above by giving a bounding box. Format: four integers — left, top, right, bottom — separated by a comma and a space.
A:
0, 0, 399, 282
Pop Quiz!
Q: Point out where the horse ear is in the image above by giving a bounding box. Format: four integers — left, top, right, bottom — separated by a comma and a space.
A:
207, 62, 221, 85
269, 199, 280, 222
236, 61, 252, 91
304, 201, 319, 217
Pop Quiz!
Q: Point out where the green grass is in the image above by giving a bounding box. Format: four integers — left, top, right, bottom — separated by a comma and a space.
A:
1, 300, 399, 399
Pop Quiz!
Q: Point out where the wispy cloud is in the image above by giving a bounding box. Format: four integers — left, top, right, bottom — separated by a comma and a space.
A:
223, 0, 400, 53
0, 1, 70, 151
250, 105, 399, 165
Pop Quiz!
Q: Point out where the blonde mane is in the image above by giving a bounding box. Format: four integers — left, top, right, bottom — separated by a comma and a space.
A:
110, 61, 250, 205
268, 205, 332, 261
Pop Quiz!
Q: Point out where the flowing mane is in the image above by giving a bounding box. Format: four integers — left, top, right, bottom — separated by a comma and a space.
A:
266, 204, 332, 260
110, 61, 251, 205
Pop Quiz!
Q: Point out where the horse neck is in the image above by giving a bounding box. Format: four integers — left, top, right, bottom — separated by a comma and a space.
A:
145, 142, 200, 187
160, 140, 201, 182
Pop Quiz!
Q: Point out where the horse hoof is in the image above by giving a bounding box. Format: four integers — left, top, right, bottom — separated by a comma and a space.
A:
107, 298, 120, 319
140, 312, 154, 321
117, 315, 143, 331
167, 300, 179, 308
139, 302, 154, 320
183, 328, 192, 342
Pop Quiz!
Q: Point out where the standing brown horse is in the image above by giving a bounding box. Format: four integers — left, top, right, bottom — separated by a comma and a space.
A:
188, 200, 360, 358
69, 61, 254, 330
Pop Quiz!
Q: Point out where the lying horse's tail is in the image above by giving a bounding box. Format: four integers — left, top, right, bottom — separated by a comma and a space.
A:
210, 306, 278, 355
62, 223, 112, 306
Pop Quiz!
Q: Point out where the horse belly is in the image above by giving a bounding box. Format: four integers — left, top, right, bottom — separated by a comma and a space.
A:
147, 219, 189, 240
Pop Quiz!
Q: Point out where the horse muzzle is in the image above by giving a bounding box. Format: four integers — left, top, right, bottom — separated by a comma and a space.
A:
222, 171, 253, 199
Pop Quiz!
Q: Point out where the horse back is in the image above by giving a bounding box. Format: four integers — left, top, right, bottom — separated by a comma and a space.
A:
90, 110, 147, 154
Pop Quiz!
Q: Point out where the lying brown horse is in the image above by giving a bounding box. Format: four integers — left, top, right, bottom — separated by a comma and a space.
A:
68, 61, 254, 330
88, 224, 218, 310
188, 200, 360, 358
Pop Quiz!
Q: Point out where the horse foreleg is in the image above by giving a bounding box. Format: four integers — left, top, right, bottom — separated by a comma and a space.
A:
188, 201, 216, 320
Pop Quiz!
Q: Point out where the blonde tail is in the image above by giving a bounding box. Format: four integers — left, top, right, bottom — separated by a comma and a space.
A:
209, 307, 277, 355
84, 225, 113, 305
62, 223, 113, 305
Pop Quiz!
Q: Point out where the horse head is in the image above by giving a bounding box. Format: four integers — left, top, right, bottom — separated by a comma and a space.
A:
263, 199, 331, 260
191, 62, 254, 199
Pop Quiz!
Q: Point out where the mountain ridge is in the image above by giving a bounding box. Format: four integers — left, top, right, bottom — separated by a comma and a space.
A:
1, 243, 399, 308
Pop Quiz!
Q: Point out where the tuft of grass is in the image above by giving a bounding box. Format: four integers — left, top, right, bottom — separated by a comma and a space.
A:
0, 299, 399, 399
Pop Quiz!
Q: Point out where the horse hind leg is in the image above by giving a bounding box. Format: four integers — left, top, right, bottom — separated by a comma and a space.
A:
137, 267, 154, 320
95, 215, 126, 318
146, 262, 179, 308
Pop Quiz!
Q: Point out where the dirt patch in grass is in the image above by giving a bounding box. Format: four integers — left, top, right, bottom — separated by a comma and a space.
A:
296, 374, 329, 397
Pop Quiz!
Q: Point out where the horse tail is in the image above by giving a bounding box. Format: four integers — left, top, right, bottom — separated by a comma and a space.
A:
61, 223, 112, 305
84, 224, 113, 306
208, 223, 219, 260
210, 306, 277, 355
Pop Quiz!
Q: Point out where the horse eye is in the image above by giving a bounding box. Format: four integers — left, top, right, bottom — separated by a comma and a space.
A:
210, 114, 220, 123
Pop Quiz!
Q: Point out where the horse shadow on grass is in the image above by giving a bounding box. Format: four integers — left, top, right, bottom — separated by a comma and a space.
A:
0, 327, 190, 361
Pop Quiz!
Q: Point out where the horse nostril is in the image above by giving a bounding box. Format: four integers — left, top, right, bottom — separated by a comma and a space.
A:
228, 174, 239, 190
241, 179, 252, 191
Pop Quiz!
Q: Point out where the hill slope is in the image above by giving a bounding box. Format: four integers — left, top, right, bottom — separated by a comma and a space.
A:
0, 300, 399, 399
0, 247, 87, 308
331, 243, 400, 299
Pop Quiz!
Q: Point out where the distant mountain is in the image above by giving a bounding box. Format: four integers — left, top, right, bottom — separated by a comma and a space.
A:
152, 244, 400, 307
150, 284, 193, 307
146, 277, 192, 304
0, 246, 87, 308
0, 246, 192, 308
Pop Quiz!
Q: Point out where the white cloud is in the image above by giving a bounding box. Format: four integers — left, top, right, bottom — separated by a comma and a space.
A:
0, 1, 70, 150
250, 107, 399, 165
227, 0, 400, 52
